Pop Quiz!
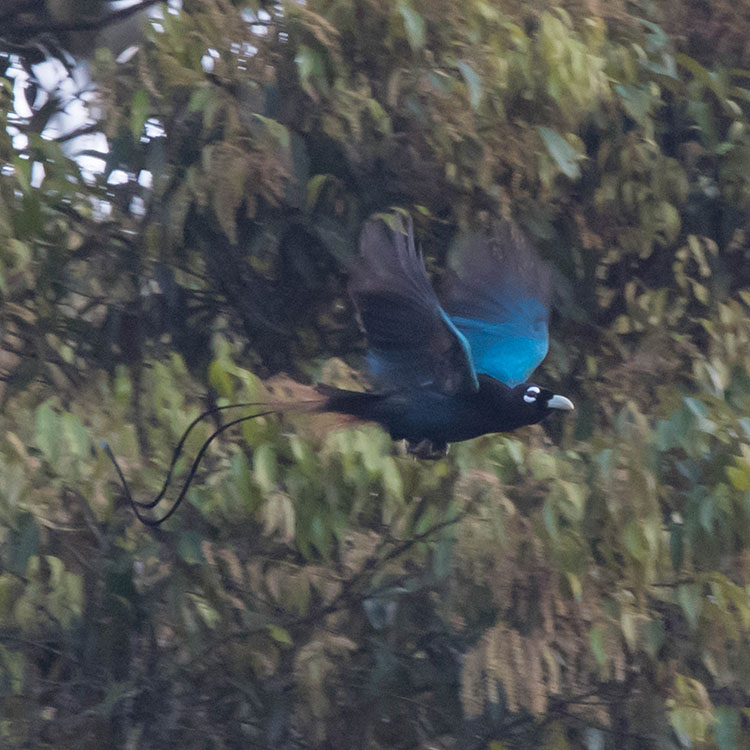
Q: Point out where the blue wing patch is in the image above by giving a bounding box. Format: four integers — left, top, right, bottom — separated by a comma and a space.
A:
350, 219, 479, 395
442, 222, 552, 387
440, 310, 480, 389
450, 299, 548, 386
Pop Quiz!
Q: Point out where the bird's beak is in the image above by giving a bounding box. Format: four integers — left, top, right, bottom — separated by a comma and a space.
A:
547, 394, 574, 411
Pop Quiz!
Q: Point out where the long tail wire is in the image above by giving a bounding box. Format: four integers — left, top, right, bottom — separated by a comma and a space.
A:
102, 402, 278, 526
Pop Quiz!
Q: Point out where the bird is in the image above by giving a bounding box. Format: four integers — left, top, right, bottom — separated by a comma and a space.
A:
316, 216, 574, 458
104, 215, 573, 523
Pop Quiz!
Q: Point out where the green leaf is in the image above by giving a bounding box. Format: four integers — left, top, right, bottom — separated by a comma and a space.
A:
432, 536, 454, 580
208, 359, 233, 399
688, 99, 719, 149
63, 572, 84, 619
295, 44, 328, 96
530, 450, 557, 479
644, 201, 681, 245
543, 721, 571, 750
230, 451, 257, 512
306, 173, 334, 211
457, 61, 482, 109
46, 555, 64, 588
0, 646, 24, 694
641, 618, 665, 658
62, 413, 89, 458
178, 530, 205, 565
589, 625, 607, 667
381, 457, 404, 503
699, 495, 714, 532
14, 193, 42, 240
537, 127, 582, 179
35, 402, 60, 465
0, 574, 20, 626
12, 155, 31, 193
615, 83, 653, 125
677, 583, 702, 630
397, 0, 426, 51
584, 729, 605, 750
187, 593, 220, 629
187, 87, 212, 113
675, 53, 716, 88
727, 458, 750, 490
261, 493, 295, 542
130, 89, 150, 140
365, 97, 392, 134
373, 210, 406, 233
566, 572, 582, 601
714, 706, 740, 750
254, 114, 290, 149
623, 521, 648, 562
309, 513, 331, 558
254, 443, 278, 493
7, 513, 40, 576
8, 238, 31, 272
267, 623, 293, 646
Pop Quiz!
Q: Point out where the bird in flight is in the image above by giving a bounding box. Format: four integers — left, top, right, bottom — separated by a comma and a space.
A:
104, 215, 573, 523
319, 217, 574, 458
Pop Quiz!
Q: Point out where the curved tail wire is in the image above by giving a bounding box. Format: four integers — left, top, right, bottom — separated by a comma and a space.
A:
102, 402, 278, 526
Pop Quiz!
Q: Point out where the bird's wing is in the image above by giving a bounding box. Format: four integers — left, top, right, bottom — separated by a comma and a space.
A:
349, 218, 479, 394
441, 221, 551, 387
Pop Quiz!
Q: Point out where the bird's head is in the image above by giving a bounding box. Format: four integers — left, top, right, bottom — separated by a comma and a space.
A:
512, 383, 574, 425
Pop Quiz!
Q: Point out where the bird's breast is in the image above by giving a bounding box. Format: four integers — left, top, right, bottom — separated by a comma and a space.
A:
372, 388, 499, 444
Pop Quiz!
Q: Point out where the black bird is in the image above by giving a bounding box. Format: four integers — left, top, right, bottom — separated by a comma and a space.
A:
104, 216, 573, 523
318, 217, 573, 457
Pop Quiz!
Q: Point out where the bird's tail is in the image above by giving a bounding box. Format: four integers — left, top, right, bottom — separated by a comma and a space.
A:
313, 383, 385, 420
103, 384, 380, 527
265, 376, 381, 421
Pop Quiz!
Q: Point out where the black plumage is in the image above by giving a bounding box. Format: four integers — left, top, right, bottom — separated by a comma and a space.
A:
319, 216, 573, 455
104, 215, 574, 523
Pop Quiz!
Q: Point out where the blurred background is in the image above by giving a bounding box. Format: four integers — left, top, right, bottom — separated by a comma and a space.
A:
1, 0, 750, 747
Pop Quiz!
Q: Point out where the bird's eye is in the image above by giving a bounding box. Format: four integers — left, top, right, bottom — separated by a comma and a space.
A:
523, 385, 541, 404
523, 385, 540, 404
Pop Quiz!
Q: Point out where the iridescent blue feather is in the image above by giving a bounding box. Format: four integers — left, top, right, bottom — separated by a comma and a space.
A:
449, 304, 548, 386
349, 218, 479, 394
442, 221, 551, 387
349, 218, 550, 394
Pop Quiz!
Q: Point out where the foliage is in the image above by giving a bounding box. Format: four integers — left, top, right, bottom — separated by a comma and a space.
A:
2, 1, 750, 748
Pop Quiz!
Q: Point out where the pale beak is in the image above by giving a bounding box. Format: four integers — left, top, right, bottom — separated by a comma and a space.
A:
547, 394, 575, 411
